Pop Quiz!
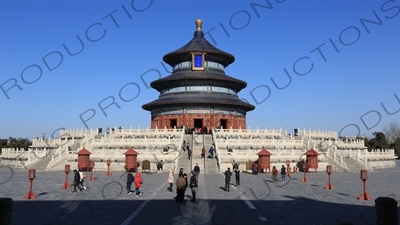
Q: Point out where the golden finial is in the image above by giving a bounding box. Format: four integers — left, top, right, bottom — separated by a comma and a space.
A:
195, 19, 203, 31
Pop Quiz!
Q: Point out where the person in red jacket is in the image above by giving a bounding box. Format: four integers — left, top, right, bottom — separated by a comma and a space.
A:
134, 172, 143, 197
272, 166, 278, 183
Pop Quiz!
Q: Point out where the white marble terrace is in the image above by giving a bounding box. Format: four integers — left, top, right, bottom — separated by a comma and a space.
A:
1, 127, 397, 172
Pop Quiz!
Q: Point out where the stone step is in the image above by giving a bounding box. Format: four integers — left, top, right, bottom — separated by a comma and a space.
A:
204, 158, 219, 174
30, 155, 53, 172
342, 157, 365, 172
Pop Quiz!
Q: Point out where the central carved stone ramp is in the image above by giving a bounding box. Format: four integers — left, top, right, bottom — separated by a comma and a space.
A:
191, 134, 219, 174
176, 134, 192, 173
32, 153, 54, 172
342, 157, 366, 173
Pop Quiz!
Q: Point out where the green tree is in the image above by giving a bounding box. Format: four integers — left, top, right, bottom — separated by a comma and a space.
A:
5, 137, 31, 150
368, 132, 388, 150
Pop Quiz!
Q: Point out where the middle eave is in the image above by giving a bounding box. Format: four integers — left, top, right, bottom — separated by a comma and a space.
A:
151, 70, 247, 92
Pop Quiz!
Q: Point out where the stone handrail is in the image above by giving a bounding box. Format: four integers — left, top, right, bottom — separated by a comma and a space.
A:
214, 128, 287, 138
48, 147, 69, 169
298, 129, 337, 139
212, 128, 221, 172
326, 148, 348, 170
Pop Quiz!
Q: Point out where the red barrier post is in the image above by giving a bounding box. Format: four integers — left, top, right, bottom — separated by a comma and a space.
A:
324, 165, 334, 190
62, 164, 71, 189
24, 169, 37, 200
359, 169, 372, 200
90, 161, 95, 181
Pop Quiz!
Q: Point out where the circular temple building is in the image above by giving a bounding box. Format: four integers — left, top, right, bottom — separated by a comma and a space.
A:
142, 19, 255, 132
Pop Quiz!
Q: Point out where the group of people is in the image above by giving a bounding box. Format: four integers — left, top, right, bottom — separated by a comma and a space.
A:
72, 170, 87, 192
168, 165, 200, 203
272, 165, 287, 183
184, 127, 209, 134
126, 171, 144, 196
224, 165, 241, 191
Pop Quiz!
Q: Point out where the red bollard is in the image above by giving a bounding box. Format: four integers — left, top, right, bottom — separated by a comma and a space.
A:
359, 169, 372, 200
24, 169, 37, 200
301, 162, 308, 182
286, 160, 291, 177
62, 165, 71, 189
324, 165, 334, 190
89, 161, 95, 181
105, 159, 112, 176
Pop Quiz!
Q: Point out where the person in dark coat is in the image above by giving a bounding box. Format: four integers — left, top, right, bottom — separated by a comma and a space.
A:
179, 168, 184, 177
193, 163, 200, 180
126, 171, 134, 195
224, 168, 232, 192
183, 173, 188, 198
175, 173, 186, 203
189, 171, 198, 202
234, 167, 240, 187
72, 170, 82, 192
281, 165, 287, 182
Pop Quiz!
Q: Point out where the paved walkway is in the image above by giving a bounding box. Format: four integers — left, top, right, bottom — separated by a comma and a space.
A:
0, 161, 399, 225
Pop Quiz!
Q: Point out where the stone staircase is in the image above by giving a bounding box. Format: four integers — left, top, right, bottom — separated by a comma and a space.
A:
191, 134, 205, 174
327, 158, 347, 172
342, 157, 365, 173
203, 135, 219, 174
31, 154, 55, 171
176, 134, 192, 174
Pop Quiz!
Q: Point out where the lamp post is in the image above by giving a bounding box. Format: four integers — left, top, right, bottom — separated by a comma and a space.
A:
301, 160, 308, 182
286, 160, 291, 177
106, 159, 112, 176
62, 164, 71, 189
359, 169, 372, 200
324, 165, 334, 190
24, 169, 37, 200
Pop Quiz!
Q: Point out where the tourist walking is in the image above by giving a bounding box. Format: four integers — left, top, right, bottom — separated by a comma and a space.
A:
157, 160, 164, 170
224, 168, 232, 192
189, 171, 198, 202
179, 168, 184, 177
201, 147, 205, 158
126, 171, 134, 195
252, 162, 258, 175
72, 170, 82, 192
135, 172, 144, 196
281, 165, 286, 182
167, 169, 174, 192
79, 171, 87, 191
183, 173, 188, 198
234, 167, 240, 187
193, 163, 200, 180
232, 160, 239, 170
272, 166, 278, 182
175, 173, 186, 203
209, 145, 215, 158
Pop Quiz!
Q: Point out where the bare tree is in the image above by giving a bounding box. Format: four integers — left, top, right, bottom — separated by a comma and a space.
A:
383, 119, 400, 144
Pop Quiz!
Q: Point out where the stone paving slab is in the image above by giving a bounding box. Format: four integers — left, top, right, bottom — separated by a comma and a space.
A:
0, 161, 399, 225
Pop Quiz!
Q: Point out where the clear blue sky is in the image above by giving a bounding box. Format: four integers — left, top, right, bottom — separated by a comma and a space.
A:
1, 0, 399, 140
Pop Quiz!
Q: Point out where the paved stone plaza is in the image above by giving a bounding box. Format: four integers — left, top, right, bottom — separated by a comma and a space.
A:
1, 160, 399, 225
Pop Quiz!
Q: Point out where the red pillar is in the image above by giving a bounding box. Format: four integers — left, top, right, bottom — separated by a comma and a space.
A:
359, 170, 372, 200
324, 165, 334, 190
24, 169, 37, 200
62, 164, 71, 189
